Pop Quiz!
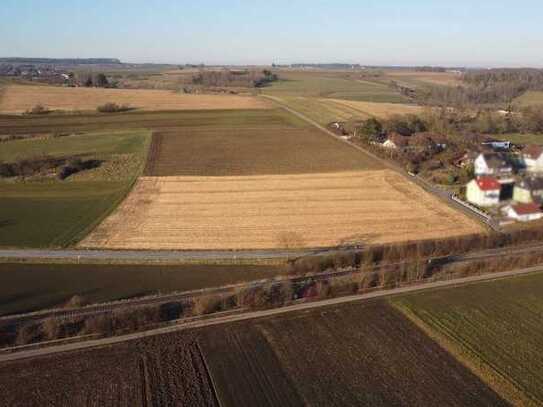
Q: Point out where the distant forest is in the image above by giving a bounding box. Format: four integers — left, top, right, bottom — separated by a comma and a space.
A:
0, 58, 122, 65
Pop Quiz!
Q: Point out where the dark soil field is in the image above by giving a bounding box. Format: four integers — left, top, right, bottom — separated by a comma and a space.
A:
393, 272, 543, 406
0, 332, 217, 407
254, 301, 506, 407
145, 127, 382, 176
0, 262, 283, 316
1, 300, 507, 406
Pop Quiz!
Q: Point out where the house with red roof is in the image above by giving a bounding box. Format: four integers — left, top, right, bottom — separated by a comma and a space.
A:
503, 202, 543, 222
466, 176, 501, 207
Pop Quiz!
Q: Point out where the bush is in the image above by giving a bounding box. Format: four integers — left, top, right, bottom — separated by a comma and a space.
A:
26, 104, 50, 115
97, 102, 131, 113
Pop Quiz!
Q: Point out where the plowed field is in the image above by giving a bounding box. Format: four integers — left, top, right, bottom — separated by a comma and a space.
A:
144, 127, 382, 176
1, 300, 507, 406
80, 170, 482, 250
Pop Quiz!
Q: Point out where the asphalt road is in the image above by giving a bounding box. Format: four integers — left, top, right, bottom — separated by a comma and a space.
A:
0, 247, 322, 262
2, 264, 541, 363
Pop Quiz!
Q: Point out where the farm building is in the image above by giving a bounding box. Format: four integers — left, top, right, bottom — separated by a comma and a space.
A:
474, 153, 513, 177
523, 145, 543, 173
503, 203, 543, 222
382, 133, 408, 149
466, 176, 501, 207
513, 177, 543, 204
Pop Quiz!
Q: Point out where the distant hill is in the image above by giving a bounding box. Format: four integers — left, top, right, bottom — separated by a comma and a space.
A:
0, 58, 122, 65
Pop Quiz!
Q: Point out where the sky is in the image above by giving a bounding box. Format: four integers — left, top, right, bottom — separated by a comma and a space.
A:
1, 0, 542, 67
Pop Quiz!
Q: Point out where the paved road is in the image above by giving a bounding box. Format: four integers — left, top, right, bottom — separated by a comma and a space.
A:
2, 265, 541, 363
262, 95, 499, 231
0, 247, 328, 263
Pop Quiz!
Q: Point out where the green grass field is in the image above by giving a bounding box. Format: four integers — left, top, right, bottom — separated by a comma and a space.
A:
264, 71, 408, 103
0, 262, 284, 315
392, 272, 543, 406
0, 130, 151, 248
514, 91, 543, 107
495, 133, 543, 145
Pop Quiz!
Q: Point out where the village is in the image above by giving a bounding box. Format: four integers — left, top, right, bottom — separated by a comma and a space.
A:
464, 144, 543, 223
335, 117, 543, 225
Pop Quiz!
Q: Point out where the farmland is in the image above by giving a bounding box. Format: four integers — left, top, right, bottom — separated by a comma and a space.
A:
263, 70, 409, 103
144, 127, 382, 176
0, 263, 283, 316
514, 90, 543, 107
266, 95, 424, 126
392, 272, 543, 406
0, 108, 303, 135
382, 69, 462, 87
81, 170, 482, 250
0, 130, 151, 247
0, 84, 270, 113
1, 300, 507, 406
0, 332, 218, 407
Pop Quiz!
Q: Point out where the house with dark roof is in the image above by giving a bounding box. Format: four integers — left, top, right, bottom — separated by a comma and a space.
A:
466, 176, 501, 207
503, 202, 543, 222
474, 153, 513, 177
513, 177, 543, 204
522, 145, 543, 173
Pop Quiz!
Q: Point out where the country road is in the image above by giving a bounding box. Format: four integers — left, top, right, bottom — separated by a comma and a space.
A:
2, 265, 542, 363
0, 247, 325, 263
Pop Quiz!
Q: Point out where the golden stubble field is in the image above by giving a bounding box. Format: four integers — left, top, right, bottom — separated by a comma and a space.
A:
80, 170, 482, 250
0, 85, 270, 113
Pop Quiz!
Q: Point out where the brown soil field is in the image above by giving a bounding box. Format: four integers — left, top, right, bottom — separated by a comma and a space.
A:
1, 301, 506, 406
0, 332, 218, 407
80, 170, 482, 250
144, 127, 383, 176
0, 85, 270, 113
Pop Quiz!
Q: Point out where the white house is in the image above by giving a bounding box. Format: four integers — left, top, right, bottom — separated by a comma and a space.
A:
503, 203, 543, 222
523, 145, 543, 173
474, 153, 513, 177
466, 176, 501, 207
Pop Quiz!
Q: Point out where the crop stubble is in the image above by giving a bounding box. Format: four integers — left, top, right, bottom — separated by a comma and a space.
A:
81, 170, 482, 250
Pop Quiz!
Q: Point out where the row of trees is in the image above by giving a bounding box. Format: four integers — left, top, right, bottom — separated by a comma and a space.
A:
357, 107, 543, 139
417, 68, 543, 107
191, 69, 278, 88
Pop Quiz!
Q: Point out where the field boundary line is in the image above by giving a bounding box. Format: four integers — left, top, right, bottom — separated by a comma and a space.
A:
196, 341, 224, 407
2, 265, 543, 363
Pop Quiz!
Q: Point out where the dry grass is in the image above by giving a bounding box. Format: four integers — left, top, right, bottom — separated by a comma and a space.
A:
0, 85, 271, 113
80, 170, 482, 250
323, 98, 424, 118
383, 69, 462, 87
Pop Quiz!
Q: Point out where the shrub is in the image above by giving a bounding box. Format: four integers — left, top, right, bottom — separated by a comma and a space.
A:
97, 102, 131, 113
26, 104, 50, 115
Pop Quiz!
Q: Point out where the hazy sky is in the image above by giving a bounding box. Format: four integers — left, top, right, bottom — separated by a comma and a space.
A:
1, 0, 542, 67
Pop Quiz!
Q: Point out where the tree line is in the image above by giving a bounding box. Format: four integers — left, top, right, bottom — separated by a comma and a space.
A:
416, 68, 543, 107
